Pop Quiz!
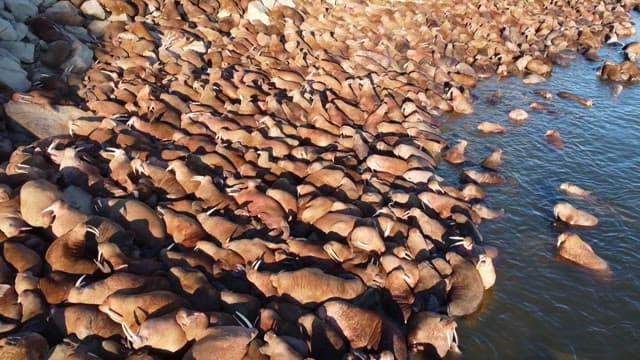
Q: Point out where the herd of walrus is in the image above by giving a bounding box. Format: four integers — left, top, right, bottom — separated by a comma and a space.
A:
0, 0, 638, 358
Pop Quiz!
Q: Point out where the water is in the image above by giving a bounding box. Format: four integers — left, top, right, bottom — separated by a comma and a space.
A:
436, 18, 640, 360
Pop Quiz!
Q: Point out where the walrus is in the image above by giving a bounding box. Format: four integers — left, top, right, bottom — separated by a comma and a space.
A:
623, 41, 640, 61
475, 254, 496, 289
559, 182, 592, 198
480, 148, 502, 171
0, 331, 49, 360
553, 202, 599, 227
461, 169, 505, 186
557, 91, 592, 107
120, 310, 189, 352
477, 122, 506, 134
556, 233, 609, 271
19, 179, 63, 227
298, 313, 347, 359
534, 89, 552, 100
508, 108, 529, 123
529, 102, 545, 110
545, 130, 563, 149
445, 252, 484, 317
318, 300, 407, 359
407, 312, 460, 358
348, 226, 386, 254
443, 140, 467, 165
49, 304, 123, 340
259, 330, 308, 359
270, 268, 367, 304
99, 290, 189, 332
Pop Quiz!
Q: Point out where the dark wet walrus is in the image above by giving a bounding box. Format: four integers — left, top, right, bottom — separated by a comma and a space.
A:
444, 252, 484, 317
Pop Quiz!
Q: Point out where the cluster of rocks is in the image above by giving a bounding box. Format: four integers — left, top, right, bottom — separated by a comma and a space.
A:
0, 0, 95, 92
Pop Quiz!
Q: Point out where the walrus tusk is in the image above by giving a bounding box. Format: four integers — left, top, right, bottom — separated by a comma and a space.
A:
74, 275, 87, 288
233, 311, 253, 329
41, 204, 56, 215
85, 225, 100, 238
121, 321, 142, 348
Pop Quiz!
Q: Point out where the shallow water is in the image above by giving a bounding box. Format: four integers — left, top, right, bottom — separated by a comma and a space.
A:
435, 17, 640, 360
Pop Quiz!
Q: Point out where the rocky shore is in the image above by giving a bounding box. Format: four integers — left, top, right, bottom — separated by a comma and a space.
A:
0, 0, 638, 359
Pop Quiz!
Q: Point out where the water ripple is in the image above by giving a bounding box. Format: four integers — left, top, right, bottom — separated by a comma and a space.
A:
439, 13, 640, 359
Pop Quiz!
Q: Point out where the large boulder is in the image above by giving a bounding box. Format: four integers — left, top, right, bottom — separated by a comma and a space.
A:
0, 17, 19, 41
80, 0, 106, 19
0, 40, 35, 62
0, 55, 30, 91
4, 0, 38, 22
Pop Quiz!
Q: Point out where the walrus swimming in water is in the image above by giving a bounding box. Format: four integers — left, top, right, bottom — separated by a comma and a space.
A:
508, 108, 529, 123
559, 182, 592, 198
553, 202, 599, 227
545, 130, 563, 149
476, 122, 506, 134
556, 232, 609, 271
443, 140, 467, 165
480, 148, 502, 171
557, 91, 592, 107
623, 41, 640, 62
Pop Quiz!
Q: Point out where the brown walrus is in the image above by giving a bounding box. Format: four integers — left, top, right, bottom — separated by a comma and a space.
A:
559, 182, 592, 198
407, 311, 460, 358
556, 232, 609, 271
557, 91, 592, 107
553, 202, 599, 227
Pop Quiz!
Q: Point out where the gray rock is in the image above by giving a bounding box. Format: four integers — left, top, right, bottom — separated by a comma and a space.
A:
0, 9, 16, 22
80, 0, 105, 20
0, 57, 30, 91
40, 0, 57, 7
0, 51, 21, 71
61, 40, 93, 73
0, 17, 19, 41
0, 47, 19, 63
4, 0, 38, 22
63, 25, 93, 43
12, 21, 27, 40
0, 40, 34, 62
